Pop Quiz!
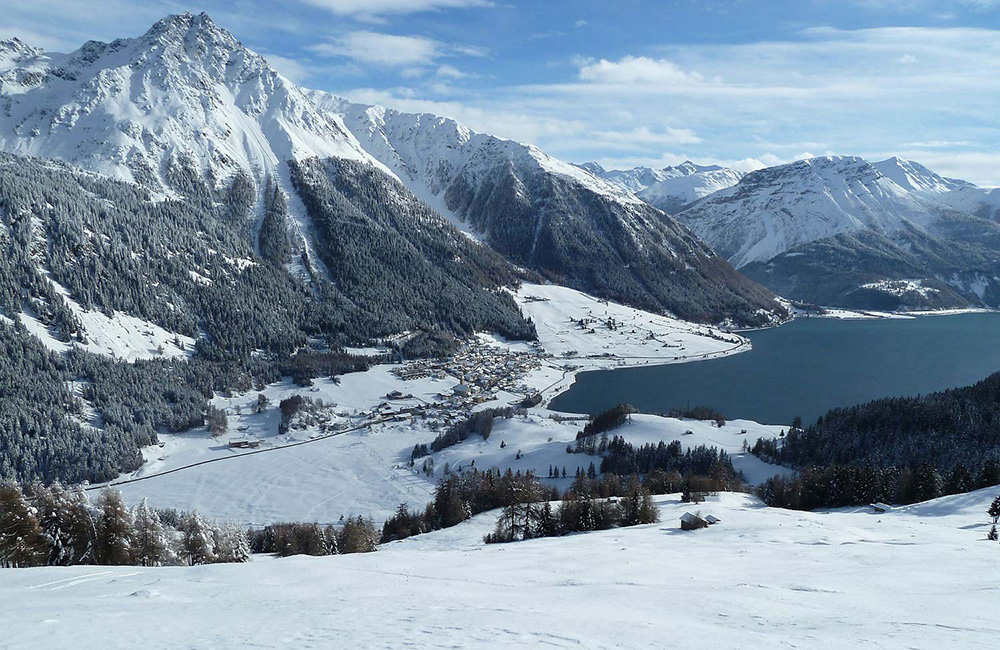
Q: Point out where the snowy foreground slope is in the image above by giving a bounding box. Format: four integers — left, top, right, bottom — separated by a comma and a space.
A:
3, 489, 998, 650
107, 283, 772, 524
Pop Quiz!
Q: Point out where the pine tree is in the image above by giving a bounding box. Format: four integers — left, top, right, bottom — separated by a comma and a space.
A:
978, 458, 1000, 489
95, 489, 135, 565
0, 482, 48, 567
33, 482, 77, 566
182, 511, 217, 565
213, 523, 251, 563
989, 495, 1000, 526
132, 499, 169, 566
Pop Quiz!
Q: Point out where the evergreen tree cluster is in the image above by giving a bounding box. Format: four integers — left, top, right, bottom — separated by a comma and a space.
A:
756, 460, 1000, 510
289, 157, 537, 341
599, 436, 738, 483
0, 482, 250, 568
577, 403, 638, 439
769, 371, 1000, 473
247, 517, 378, 557
426, 407, 525, 454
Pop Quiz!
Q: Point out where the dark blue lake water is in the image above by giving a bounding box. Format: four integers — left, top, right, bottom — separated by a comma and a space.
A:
548, 314, 1000, 425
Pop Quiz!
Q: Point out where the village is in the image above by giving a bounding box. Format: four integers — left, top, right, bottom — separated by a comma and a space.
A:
226, 337, 547, 451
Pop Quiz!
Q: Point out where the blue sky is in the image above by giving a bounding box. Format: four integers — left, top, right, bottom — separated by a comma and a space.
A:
3, 0, 1000, 185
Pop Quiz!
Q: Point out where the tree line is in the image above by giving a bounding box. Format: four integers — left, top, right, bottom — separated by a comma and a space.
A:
0, 482, 250, 568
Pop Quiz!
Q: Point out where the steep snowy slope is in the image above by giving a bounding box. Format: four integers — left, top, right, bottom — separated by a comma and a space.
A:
0, 13, 381, 193
872, 157, 976, 197
312, 94, 784, 326
873, 157, 1000, 221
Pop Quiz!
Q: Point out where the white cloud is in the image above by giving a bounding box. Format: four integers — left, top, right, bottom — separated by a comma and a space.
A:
310, 32, 440, 66
588, 126, 702, 149
895, 53, 918, 63
298, 0, 492, 20
436, 64, 467, 78
310, 31, 486, 68
577, 56, 703, 85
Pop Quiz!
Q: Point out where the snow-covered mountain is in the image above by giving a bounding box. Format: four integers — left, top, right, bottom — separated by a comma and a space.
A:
676, 155, 1000, 309
873, 156, 1000, 221
580, 160, 744, 213
0, 13, 783, 327
0, 13, 380, 193
637, 162, 745, 213
871, 157, 975, 196
677, 156, 964, 269
301, 95, 784, 326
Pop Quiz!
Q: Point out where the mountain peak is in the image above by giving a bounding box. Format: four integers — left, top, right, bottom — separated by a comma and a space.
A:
0, 12, 379, 192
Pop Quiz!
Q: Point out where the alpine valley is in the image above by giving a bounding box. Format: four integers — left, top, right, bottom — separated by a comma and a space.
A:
1, 10, 1000, 650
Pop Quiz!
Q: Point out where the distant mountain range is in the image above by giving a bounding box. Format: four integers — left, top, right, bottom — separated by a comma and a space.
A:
0, 12, 784, 329
578, 160, 745, 214
592, 154, 1000, 311
668, 155, 1000, 310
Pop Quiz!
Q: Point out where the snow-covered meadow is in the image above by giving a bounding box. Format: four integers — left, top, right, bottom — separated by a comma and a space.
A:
3, 489, 998, 649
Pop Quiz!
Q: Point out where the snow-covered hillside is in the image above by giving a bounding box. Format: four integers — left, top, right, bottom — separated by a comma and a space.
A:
4, 488, 998, 649
316, 96, 643, 223
0, 13, 382, 193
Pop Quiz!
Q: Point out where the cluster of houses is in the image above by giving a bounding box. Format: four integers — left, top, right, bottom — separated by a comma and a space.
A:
223, 339, 544, 450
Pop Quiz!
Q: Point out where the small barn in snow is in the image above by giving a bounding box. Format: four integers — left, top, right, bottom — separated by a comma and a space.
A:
680, 512, 708, 531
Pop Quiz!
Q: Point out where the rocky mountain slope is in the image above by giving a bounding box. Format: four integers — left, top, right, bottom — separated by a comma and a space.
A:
0, 13, 379, 193
313, 96, 783, 325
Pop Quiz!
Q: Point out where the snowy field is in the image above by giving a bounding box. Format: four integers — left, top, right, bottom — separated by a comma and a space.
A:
511, 283, 747, 370
3, 489, 998, 650
112, 408, 788, 525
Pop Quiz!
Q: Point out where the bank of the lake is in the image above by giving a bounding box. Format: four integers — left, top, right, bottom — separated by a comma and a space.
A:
548, 313, 1000, 426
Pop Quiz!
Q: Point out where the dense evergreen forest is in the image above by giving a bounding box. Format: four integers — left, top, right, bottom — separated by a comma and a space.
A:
752, 371, 1000, 509
289, 157, 537, 341
0, 152, 536, 485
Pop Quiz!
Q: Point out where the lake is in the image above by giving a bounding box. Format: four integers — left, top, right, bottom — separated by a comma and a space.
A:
548, 313, 1000, 425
